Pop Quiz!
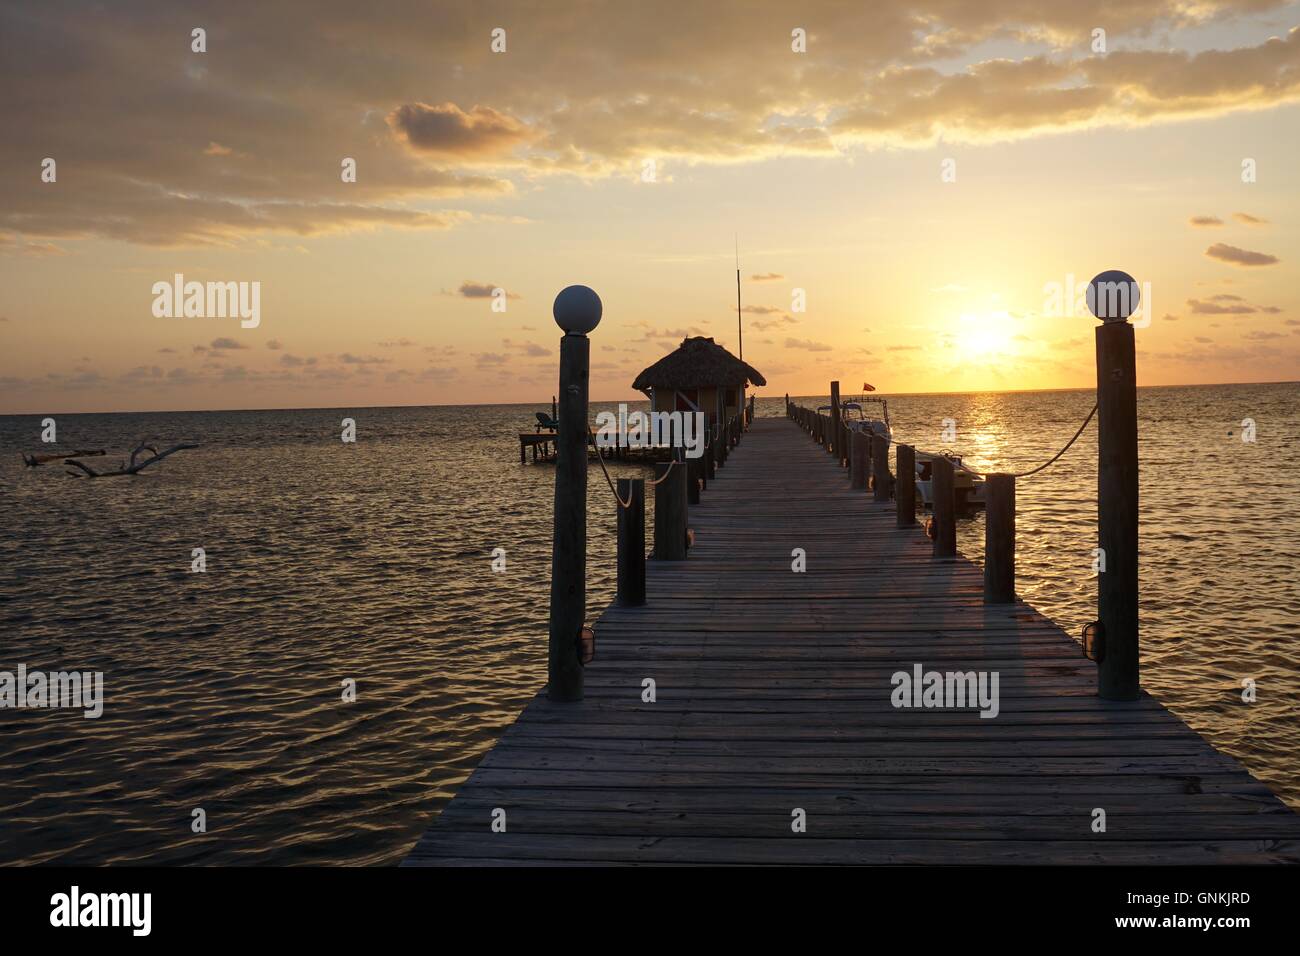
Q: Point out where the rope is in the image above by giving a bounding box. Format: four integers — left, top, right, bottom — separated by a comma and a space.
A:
588, 426, 633, 509
647, 459, 680, 486
960, 402, 1098, 480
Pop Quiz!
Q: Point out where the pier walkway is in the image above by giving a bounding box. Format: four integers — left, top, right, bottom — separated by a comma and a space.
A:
405, 418, 1300, 865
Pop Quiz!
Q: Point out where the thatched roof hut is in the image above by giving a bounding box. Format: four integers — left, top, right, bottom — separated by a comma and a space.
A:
632, 336, 766, 392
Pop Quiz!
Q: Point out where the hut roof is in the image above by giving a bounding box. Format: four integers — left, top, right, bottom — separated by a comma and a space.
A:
631, 336, 766, 391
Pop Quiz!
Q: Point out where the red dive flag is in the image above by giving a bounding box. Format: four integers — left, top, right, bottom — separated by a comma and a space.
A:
863, 382, 876, 392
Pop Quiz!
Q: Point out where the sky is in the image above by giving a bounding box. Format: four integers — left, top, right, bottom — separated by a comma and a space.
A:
1, 0, 1298, 414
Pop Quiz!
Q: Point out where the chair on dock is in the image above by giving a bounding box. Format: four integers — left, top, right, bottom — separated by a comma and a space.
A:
535, 411, 559, 432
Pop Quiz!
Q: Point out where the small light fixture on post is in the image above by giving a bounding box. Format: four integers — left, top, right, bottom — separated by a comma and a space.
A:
1082, 621, 1106, 663
577, 625, 595, 666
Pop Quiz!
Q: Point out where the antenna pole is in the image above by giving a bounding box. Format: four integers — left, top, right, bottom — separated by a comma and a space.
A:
736, 268, 743, 361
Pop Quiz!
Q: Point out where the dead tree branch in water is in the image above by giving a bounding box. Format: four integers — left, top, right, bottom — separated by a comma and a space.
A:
22, 449, 106, 467
63, 440, 199, 478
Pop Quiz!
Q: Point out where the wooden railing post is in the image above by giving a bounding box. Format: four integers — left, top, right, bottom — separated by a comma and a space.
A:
616, 477, 646, 607
931, 456, 957, 558
715, 392, 727, 468
548, 285, 601, 702
704, 414, 716, 481
653, 459, 688, 560
1095, 285, 1140, 700
872, 436, 892, 501
830, 381, 841, 458
687, 454, 701, 505
983, 474, 1015, 603
896, 444, 916, 526
850, 430, 868, 489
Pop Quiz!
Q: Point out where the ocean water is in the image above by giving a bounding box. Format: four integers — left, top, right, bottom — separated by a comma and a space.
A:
1, 383, 1296, 865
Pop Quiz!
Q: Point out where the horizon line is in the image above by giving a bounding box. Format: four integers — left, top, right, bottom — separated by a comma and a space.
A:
2, 378, 1295, 418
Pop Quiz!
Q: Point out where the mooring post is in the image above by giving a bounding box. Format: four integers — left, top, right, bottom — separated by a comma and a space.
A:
830, 381, 841, 458
616, 477, 646, 607
547, 285, 601, 702
872, 436, 891, 501
896, 444, 916, 526
653, 458, 688, 560
704, 414, 716, 481
1092, 270, 1140, 701
687, 454, 701, 505
984, 474, 1015, 603
715, 391, 728, 467
932, 456, 957, 558
850, 430, 868, 489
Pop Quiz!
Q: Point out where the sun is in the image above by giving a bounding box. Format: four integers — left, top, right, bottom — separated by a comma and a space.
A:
955, 311, 1017, 359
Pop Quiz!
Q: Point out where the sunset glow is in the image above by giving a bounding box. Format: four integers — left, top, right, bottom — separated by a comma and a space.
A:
1, 3, 1298, 413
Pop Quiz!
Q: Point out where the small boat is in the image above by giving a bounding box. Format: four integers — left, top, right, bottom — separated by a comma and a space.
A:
914, 450, 986, 510
819, 396, 892, 443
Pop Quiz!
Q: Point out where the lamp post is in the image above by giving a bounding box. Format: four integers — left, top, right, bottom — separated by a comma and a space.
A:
548, 284, 601, 702
1088, 269, 1139, 701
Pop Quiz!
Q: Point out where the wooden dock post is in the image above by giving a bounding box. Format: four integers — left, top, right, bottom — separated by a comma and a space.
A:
653, 459, 688, 560
850, 430, 868, 489
704, 415, 716, 481
872, 435, 891, 501
829, 381, 841, 458
896, 444, 916, 526
1093, 271, 1140, 701
715, 392, 728, 467
547, 285, 602, 702
687, 455, 701, 505
931, 456, 957, 558
616, 477, 646, 607
984, 474, 1015, 603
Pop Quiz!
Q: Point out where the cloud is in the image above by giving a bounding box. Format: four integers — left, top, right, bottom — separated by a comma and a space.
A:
377, 338, 416, 348
210, 337, 249, 350
1189, 215, 1223, 226
642, 326, 707, 340
1186, 293, 1281, 314
1204, 243, 1279, 266
1232, 212, 1268, 224
4, 4, 1298, 249
502, 338, 550, 358
456, 281, 520, 299
388, 102, 532, 158
784, 337, 832, 351
266, 339, 283, 350
751, 272, 784, 282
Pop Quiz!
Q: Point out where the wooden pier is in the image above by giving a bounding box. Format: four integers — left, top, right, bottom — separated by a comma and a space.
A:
405, 416, 1300, 865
